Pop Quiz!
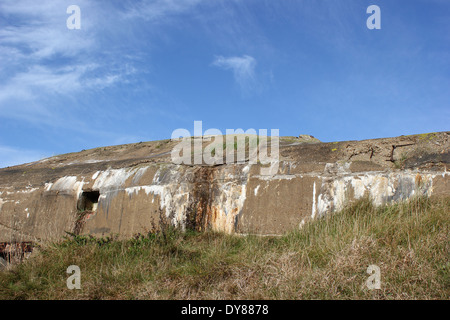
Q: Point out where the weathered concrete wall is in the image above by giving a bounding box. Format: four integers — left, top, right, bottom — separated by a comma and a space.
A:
0, 132, 449, 241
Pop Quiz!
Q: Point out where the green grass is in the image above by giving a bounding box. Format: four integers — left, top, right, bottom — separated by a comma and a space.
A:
0, 196, 448, 300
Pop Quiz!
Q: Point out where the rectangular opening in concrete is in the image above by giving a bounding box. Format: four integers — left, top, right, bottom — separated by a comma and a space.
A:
78, 190, 100, 212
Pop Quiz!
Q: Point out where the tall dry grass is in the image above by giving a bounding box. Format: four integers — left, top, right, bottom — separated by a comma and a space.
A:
0, 196, 448, 300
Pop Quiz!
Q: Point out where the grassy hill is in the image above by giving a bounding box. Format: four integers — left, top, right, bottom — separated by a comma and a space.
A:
1, 196, 448, 300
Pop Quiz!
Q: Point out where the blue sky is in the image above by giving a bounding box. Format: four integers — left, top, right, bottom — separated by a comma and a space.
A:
0, 0, 449, 167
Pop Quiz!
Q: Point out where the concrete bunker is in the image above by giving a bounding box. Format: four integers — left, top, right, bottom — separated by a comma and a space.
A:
0, 132, 447, 240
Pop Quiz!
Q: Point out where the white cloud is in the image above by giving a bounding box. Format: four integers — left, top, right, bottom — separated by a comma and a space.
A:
0, 0, 208, 116
212, 55, 257, 93
0, 1, 93, 61
0, 0, 135, 110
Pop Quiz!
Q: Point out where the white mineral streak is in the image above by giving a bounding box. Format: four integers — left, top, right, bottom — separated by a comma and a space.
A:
6, 187, 39, 195
299, 219, 306, 229
92, 168, 135, 193
311, 181, 316, 219
49, 176, 85, 197
126, 182, 191, 230
314, 170, 437, 218
254, 185, 260, 196
106, 166, 190, 229
255, 174, 295, 181
131, 167, 148, 185
92, 171, 100, 180
141, 167, 191, 229
324, 162, 351, 174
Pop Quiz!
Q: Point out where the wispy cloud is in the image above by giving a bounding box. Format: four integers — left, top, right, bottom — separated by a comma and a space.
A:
0, 0, 209, 166
123, 0, 202, 22
0, 0, 207, 117
212, 55, 258, 94
0, 1, 129, 110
